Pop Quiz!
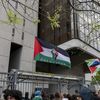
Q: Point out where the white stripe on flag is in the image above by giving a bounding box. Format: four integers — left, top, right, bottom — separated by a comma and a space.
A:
41, 47, 52, 57
41, 47, 70, 63
57, 52, 70, 63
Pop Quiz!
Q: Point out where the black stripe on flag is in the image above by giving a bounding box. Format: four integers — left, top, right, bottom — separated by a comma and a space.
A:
37, 37, 69, 57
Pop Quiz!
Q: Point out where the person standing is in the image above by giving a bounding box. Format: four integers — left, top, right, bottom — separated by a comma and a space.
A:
24, 92, 30, 100
32, 90, 42, 100
97, 90, 100, 98
62, 93, 68, 100
54, 92, 62, 100
3, 89, 22, 100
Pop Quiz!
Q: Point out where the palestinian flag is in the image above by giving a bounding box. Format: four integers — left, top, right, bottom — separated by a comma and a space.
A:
85, 59, 100, 75
34, 37, 71, 68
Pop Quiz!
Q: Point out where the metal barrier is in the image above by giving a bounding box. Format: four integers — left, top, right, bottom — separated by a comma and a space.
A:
0, 70, 84, 98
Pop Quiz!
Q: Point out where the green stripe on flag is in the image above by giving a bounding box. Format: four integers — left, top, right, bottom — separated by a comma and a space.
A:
34, 54, 71, 68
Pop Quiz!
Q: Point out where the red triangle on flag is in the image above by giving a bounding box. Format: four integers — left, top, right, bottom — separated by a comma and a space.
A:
34, 37, 43, 58
89, 66, 97, 73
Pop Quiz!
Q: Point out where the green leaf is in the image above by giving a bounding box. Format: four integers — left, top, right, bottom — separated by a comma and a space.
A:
94, 24, 100, 30
7, 9, 23, 24
90, 22, 100, 30
91, 71, 100, 84
32, 19, 40, 24
47, 12, 60, 30
47, 6, 62, 30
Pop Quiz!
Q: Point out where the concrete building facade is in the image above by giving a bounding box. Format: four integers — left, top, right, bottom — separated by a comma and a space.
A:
0, 0, 100, 96
0, 0, 100, 89
0, 0, 39, 72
